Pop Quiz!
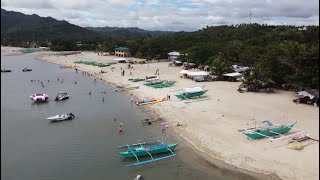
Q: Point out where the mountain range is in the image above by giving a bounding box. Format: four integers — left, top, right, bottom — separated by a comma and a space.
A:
1, 8, 175, 43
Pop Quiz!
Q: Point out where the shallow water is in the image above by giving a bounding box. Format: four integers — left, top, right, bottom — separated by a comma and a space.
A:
1, 55, 260, 180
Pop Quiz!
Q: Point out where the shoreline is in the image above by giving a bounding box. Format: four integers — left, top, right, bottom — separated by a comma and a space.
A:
2, 48, 318, 180
33, 54, 278, 179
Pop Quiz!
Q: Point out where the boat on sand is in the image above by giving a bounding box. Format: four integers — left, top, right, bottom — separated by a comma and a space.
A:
115, 86, 139, 92
174, 86, 208, 100
242, 121, 297, 139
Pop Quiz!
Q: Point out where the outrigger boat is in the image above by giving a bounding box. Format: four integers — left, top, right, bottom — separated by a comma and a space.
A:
242, 121, 297, 139
117, 132, 180, 166
115, 85, 139, 92
128, 78, 145, 82
174, 86, 208, 100
144, 80, 164, 86
135, 98, 166, 106
149, 81, 175, 88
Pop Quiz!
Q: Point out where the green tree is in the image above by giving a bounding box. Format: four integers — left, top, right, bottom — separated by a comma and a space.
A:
208, 55, 231, 80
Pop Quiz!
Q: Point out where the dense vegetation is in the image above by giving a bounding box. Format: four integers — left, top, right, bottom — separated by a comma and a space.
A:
1, 9, 319, 90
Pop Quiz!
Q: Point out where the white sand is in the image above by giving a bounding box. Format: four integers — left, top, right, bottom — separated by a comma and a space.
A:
4, 49, 318, 180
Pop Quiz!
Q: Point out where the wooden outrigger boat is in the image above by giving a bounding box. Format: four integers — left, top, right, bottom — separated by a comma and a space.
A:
174, 86, 208, 100
128, 78, 145, 82
144, 80, 164, 86
242, 121, 297, 139
115, 85, 139, 92
150, 81, 176, 88
135, 98, 166, 106
117, 135, 180, 166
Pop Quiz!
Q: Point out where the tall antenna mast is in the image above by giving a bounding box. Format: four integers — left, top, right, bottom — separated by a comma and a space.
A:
250, 12, 252, 24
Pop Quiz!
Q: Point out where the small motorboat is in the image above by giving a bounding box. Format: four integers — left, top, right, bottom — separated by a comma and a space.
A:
55, 91, 70, 101
22, 68, 32, 72
1, 69, 12, 73
47, 113, 75, 122
30, 93, 49, 102
134, 175, 142, 180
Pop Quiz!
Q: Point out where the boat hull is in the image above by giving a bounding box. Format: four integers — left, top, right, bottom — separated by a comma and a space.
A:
175, 90, 208, 100
243, 122, 297, 139
136, 98, 166, 106
150, 81, 175, 88
119, 143, 179, 158
115, 86, 139, 92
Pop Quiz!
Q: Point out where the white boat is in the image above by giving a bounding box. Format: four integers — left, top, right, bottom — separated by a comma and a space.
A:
47, 113, 75, 122
54, 91, 69, 101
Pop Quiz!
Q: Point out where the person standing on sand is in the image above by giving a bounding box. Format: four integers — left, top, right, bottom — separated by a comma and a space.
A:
168, 95, 170, 100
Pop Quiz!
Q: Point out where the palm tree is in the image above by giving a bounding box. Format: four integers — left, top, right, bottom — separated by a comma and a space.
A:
209, 55, 231, 80
241, 62, 275, 92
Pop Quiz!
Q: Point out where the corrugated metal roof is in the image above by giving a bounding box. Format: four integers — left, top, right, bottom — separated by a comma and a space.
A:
115, 47, 129, 50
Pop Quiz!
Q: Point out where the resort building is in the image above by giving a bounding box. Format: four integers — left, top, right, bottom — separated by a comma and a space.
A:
115, 47, 130, 57
168, 51, 180, 61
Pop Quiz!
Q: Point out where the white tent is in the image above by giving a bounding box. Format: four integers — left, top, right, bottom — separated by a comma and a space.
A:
114, 57, 127, 63
298, 91, 315, 99
180, 70, 189, 74
223, 72, 242, 77
114, 57, 126, 61
168, 51, 180, 56
186, 71, 209, 76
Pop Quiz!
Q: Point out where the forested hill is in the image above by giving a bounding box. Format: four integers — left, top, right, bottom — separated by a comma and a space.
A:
1, 8, 176, 44
1, 8, 100, 43
118, 24, 318, 89
85, 26, 176, 38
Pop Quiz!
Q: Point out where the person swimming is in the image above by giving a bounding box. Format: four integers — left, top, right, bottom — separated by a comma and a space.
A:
118, 125, 123, 133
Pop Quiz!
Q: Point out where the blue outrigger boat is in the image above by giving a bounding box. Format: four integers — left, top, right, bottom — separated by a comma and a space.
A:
117, 132, 180, 166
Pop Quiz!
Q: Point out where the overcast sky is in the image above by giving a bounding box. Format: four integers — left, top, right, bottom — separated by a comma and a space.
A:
2, 0, 319, 31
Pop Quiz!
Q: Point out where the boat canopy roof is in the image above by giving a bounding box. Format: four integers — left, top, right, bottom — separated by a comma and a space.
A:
185, 86, 203, 93
186, 71, 208, 76
180, 70, 189, 74
223, 72, 242, 77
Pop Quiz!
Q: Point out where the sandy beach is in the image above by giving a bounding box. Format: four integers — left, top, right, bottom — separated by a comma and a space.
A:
3, 48, 319, 180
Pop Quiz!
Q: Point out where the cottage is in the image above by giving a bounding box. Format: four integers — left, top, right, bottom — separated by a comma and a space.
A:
115, 47, 130, 57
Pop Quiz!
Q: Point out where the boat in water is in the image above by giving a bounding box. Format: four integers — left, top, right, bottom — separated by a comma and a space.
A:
30, 93, 49, 102
1, 69, 12, 73
174, 86, 208, 100
117, 131, 180, 166
22, 68, 32, 72
54, 91, 70, 101
47, 113, 75, 122
242, 121, 297, 139
115, 85, 139, 92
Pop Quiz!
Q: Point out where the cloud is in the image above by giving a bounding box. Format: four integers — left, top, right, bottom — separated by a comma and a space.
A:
2, 0, 319, 31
